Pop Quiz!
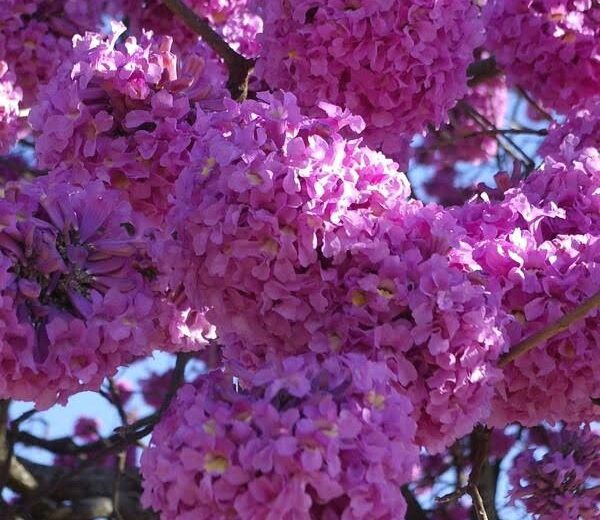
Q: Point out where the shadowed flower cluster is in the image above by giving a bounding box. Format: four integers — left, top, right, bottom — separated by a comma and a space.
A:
30, 23, 228, 223
484, 0, 600, 113
0, 179, 173, 408
255, 0, 484, 158
141, 353, 419, 519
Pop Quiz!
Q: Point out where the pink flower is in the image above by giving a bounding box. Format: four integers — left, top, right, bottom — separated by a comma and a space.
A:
0, 0, 107, 106
0, 178, 176, 408
484, 0, 600, 113
255, 0, 484, 156
140, 353, 419, 519
509, 425, 600, 519
30, 24, 228, 224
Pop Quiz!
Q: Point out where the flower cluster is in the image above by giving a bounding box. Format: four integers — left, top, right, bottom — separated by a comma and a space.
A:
0, 179, 174, 409
484, 0, 600, 113
167, 92, 506, 452
539, 97, 600, 161
30, 24, 228, 223
454, 99, 600, 426
419, 75, 508, 167
255, 0, 484, 156
110, 0, 263, 57
168, 92, 406, 351
0, 61, 25, 153
0, 0, 107, 106
509, 425, 600, 519
141, 353, 419, 519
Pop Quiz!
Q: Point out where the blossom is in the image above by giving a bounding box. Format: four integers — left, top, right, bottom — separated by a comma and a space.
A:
30, 24, 228, 223
109, 0, 262, 58
0, 0, 107, 106
455, 182, 600, 427
509, 425, 600, 519
167, 92, 506, 451
538, 96, 600, 161
255, 0, 484, 155
140, 353, 419, 519
484, 0, 600, 113
74, 416, 101, 440
0, 61, 26, 153
167, 91, 409, 357
0, 179, 174, 408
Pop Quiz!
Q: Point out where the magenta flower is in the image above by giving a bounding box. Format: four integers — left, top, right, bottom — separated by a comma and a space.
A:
509, 425, 600, 519
30, 23, 228, 224
0, 179, 176, 408
141, 353, 419, 519
255, 0, 484, 156
109, 0, 262, 58
484, 0, 600, 113
454, 108, 600, 426
0, 0, 107, 106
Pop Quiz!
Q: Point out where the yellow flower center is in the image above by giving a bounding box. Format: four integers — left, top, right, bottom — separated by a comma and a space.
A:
203, 453, 229, 474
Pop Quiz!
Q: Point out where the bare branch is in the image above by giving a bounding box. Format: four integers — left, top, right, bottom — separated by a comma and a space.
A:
461, 128, 548, 138
10, 458, 157, 520
460, 101, 536, 172
161, 0, 255, 100
16, 353, 192, 457
401, 485, 428, 520
516, 87, 553, 122
499, 290, 600, 368
471, 486, 489, 520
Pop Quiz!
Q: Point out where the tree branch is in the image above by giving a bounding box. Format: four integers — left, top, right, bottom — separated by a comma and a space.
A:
467, 57, 501, 86
499, 290, 600, 368
461, 128, 548, 138
14, 354, 191, 517
401, 485, 428, 520
162, 0, 255, 100
16, 353, 191, 457
516, 87, 553, 122
10, 458, 156, 520
460, 102, 536, 172
467, 426, 492, 520
437, 426, 493, 520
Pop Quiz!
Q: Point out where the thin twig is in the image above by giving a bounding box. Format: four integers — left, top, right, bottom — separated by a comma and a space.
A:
461, 102, 536, 172
461, 128, 548, 138
162, 0, 255, 100
401, 485, 428, 520
437, 426, 493, 520
112, 452, 126, 520
516, 86, 553, 121
471, 486, 490, 520
15, 354, 191, 516
468, 426, 492, 520
499, 290, 600, 368
107, 378, 128, 427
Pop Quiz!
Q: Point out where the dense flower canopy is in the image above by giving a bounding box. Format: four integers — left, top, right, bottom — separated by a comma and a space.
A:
0, 0, 108, 106
255, 0, 485, 157
0, 1, 599, 519
30, 23, 227, 223
484, 0, 600, 113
